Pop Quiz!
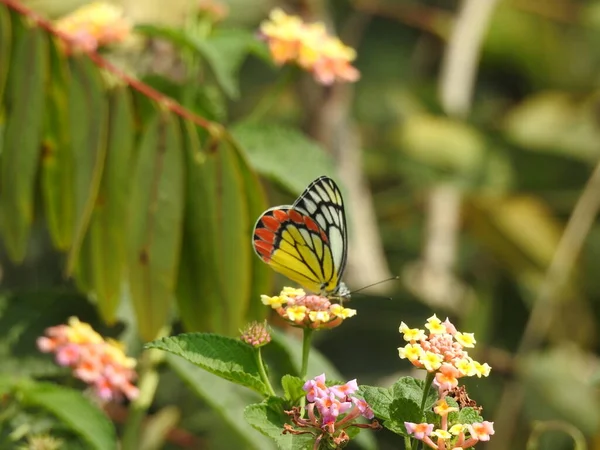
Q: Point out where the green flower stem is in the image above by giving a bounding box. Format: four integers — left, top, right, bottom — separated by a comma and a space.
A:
420, 372, 435, 412
411, 372, 436, 450
256, 347, 276, 396
121, 331, 167, 449
300, 328, 314, 379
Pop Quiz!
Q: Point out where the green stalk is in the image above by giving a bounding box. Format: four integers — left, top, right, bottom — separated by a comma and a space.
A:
256, 347, 276, 396
121, 347, 164, 449
411, 372, 435, 450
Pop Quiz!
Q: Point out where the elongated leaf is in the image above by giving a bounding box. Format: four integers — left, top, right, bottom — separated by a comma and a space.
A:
0, 26, 48, 262
230, 142, 271, 321
0, 5, 11, 107
176, 120, 224, 332
230, 122, 336, 195
18, 381, 117, 450
214, 140, 251, 335
41, 36, 73, 251
147, 333, 269, 395
128, 110, 184, 341
78, 87, 135, 324
176, 133, 252, 335
66, 56, 108, 274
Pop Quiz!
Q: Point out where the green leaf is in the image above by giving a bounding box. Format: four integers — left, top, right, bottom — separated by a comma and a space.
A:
167, 354, 274, 450
134, 25, 252, 99
0, 26, 48, 262
77, 87, 135, 324
230, 140, 271, 322
196, 29, 254, 99
128, 110, 184, 341
146, 333, 270, 396
0, 4, 11, 107
176, 120, 223, 332
66, 56, 109, 274
244, 397, 314, 450
18, 381, 117, 450
388, 397, 421, 430
281, 375, 305, 404
457, 406, 483, 424
360, 385, 393, 421
213, 140, 252, 334
230, 122, 337, 195
42, 36, 74, 251
391, 377, 436, 411
176, 130, 252, 335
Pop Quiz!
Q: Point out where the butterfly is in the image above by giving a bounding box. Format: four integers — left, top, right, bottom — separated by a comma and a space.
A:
252, 176, 349, 299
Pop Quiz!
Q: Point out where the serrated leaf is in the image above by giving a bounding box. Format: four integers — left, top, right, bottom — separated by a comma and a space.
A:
244, 397, 313, 450
230, 122, 336, 195
387, 398, 421, 435
360, 385, 393, 421
281, 375, 304, 403
128, 110, 184, 341
0, 26, 48, 262
78, 87, 135, 324
167, 353, 273, 450
457, 407, 483, 424
66, 56, 108, 274
42, 36, 73, 251
147, 333, 269, 396
18, 381, 117, 450
391, 377, 436, 411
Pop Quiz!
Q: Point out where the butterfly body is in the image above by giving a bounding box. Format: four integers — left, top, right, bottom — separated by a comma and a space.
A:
253, 176, 348, 298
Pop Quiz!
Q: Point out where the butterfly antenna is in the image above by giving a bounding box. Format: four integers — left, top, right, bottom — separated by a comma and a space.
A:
348, 276, 400, 296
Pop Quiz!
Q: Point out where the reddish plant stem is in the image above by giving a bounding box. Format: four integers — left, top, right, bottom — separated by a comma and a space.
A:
0, 0, 214, 131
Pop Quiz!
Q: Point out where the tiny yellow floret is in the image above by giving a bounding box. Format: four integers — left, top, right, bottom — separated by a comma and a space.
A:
286, 305, 307, 321
432, 429, 452, 440
398, 343, 423, 362
449, 424, 465, 435
425, 314, 446, 334
434, 399, 459, 416
455, 358, 476, 377
309, 310, 330, 322
455, 331, 476, 348
260, 295, 287, 309
473, 361, 492, 377
421, 351, 443, 371
329, 304, 356, 318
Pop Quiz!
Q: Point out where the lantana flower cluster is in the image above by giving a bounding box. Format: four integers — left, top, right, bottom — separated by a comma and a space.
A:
37, 317, 139, 402
259, 8, 360, 85
55, 1, 131, 52
284, 374, 380, 447
261, 287, 356, 330
399, 315, 494, 448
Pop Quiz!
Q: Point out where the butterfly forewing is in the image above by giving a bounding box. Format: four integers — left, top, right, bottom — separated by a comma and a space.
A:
252, 176, 348, 296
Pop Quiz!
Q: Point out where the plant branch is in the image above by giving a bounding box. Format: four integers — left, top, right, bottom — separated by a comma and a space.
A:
1, 0, 214, 131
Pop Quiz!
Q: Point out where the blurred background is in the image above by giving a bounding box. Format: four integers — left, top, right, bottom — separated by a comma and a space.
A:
2, 0, 600, 448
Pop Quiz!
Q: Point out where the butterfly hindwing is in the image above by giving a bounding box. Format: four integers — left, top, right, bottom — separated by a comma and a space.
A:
252, 176, 347, 296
